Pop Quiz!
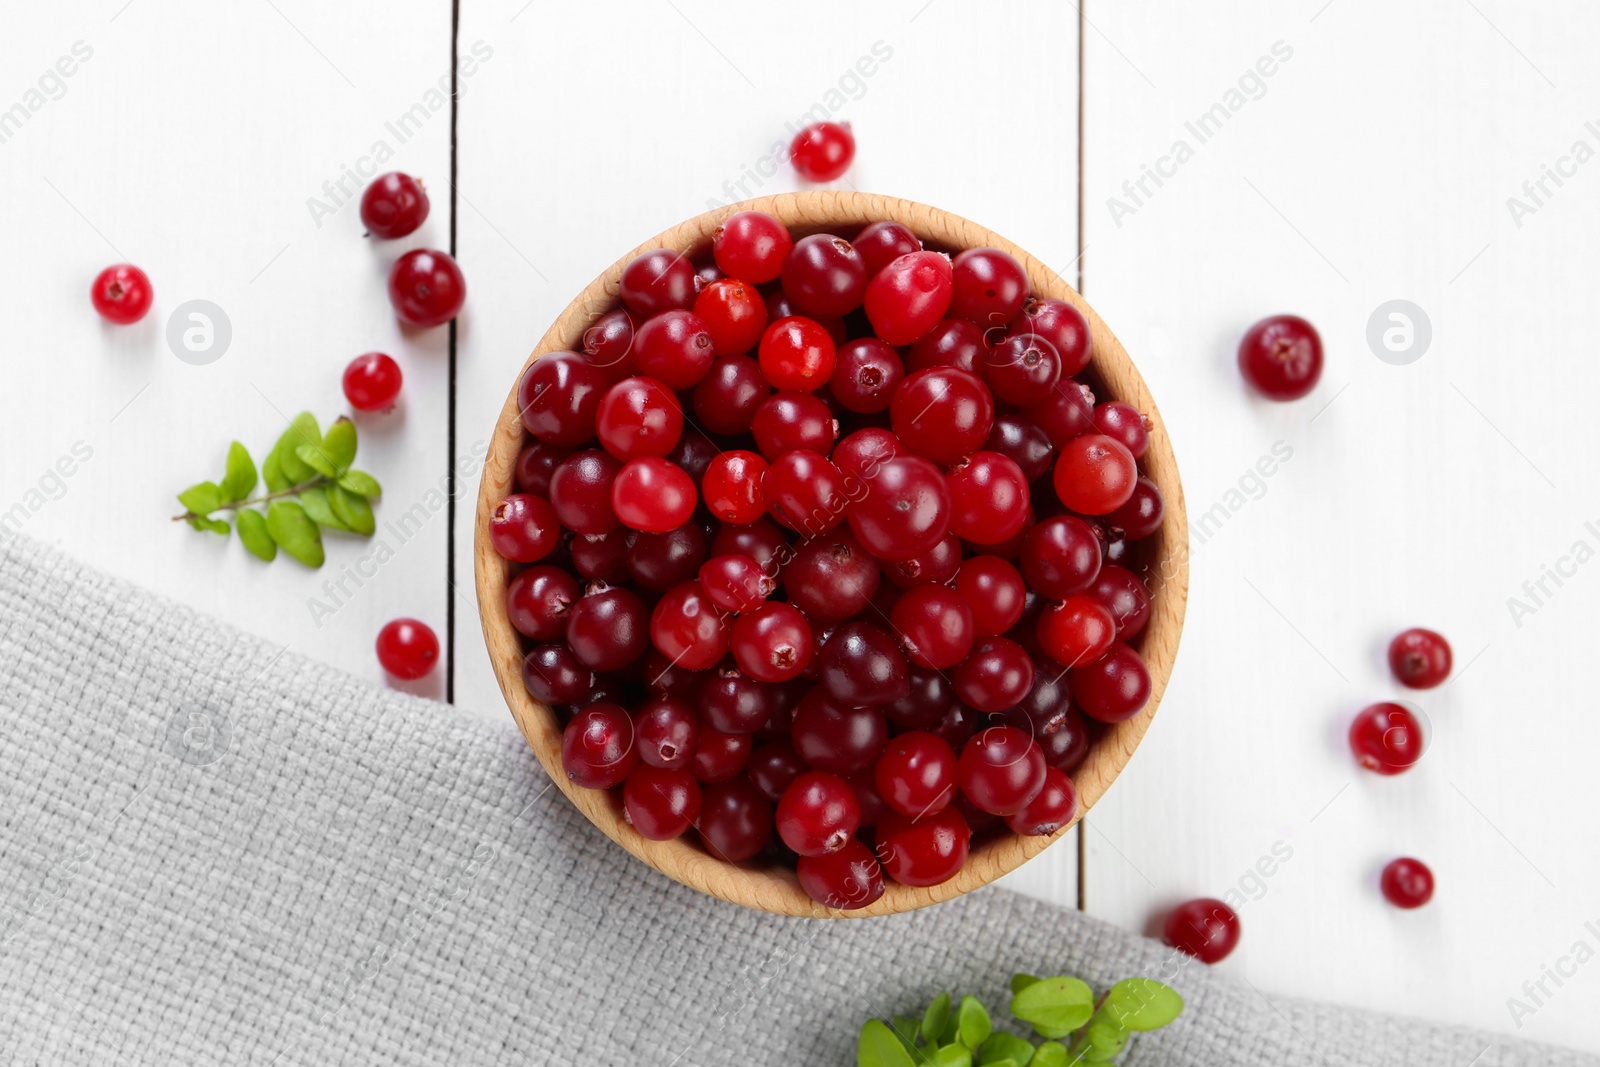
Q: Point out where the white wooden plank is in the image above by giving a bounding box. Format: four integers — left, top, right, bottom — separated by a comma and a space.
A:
453, 0, 1081, 894
0, 1, 454, 697
1082, 0, 1600, 1050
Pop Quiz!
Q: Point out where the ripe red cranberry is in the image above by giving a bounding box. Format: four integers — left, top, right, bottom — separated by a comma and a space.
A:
1239, 314, 1323, 400
620, 249, 696, 316
1388, 628, 1452, 689
549, 449, 623, 534
782, 528, 881, 622
782, 234, 868, 319
1024, 380, 1097, 448
875, 731, 958, 818
627, 522, 707, 592
764, 450, 848, 536
634, 696, 700, 770
649, 581, 728, 670
954, 557, 1027, 637
694, 278, 767, 356
623, 764, 701, 840
1093, 401, 1149, 459
1165, 898, 1241, 964
1038, 595, 1116, 669
1005, 767, 1077, 836
890, 368, 995, 465
797, 839, 885, 910
816, 622, 909, 708
951, 248, 1029, 328
700, 665, 775, 734
748, 742, 807, 801
730, 602, 814, 682
697, 778, 772, 861
1028, 705, 1093, 773
698, 554, 775, 614
90, 263, 153, 324
874, 808, 971, 887
758, 315, 837, 392
633, 309, 715, 389
1011, 298, 1092, 376
908, 318, 988, 376
776, 771, 860, 855
891, 585, 976, 669
1104, 477, 1164, 541
595, 376, 683, 460
948, 452, 1031, 545
882, 533, 962, 591
710, 516, 790, 573
847, 455, 951, 563
697, 452, 766, 527
956, 726, 1046, 815
387, 248, 465, 327
360, 172, 429, 238
986, 334, 1063, 405
506, 565, 580, 640
692, 355, 770, 435
522, 643, 593, 705
690, 728, 753, 783
489, 493, 561, 562
983, 415, 1053, 483
751, 391, 837, 459
561, 703, 639, 788
519, 352, 608, 446
612, 457, 696, 533
930, 702, 983, 752
569, 530, 628, 582
581, 308, 637, 379
566, 585, 649, 672
790, 120, 855, 182
864, 251, 954, 345
1071, 643, 1151, 723
952, 637, 1034, 713
1087, 564, 1152, 640
881, 668, 953, 732
791, 688, 887, 775
833, 427, 902, 481
713, 210, 793, 283
1054, 433, 1138, 515
1349, 701, 1426, 774
375, 618, 439, 679
853, 220, 922, 274
1021, 516, 1102, 599
641, 649, 702, 699
1380, 857, 1435, 908
830, 338, 904, 413
342, 352, 403, 412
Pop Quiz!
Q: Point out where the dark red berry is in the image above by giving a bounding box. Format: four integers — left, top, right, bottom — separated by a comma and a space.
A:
791, 688, 887, 776
627, 522, 707, 592
620, 249, 696, 316
649, 581, 728, 671
1093, 401, 1149, 459
1388, 628, 1452, 689
696, 778, 773, 861
581, 308, 637, 379
343, 352, 403, 412
829, 338, 904, 413
874, 808, 971, 887
1087, 564, 1152, 640
952, 637, 1034, 713
875, 731, 958, 818
1239, 314, 1323, 400
634, 309, 715, 389
955, 557, 1027, 638
595, 376, 683, 460
506, 565, 580, 640
816, 622, 909, 708
833, 427, 901, 481
956, 725, 1046, 815
1005, 767, 1077, 835
690, 728, 753, 783
985, 333, 1063, 405
890, 584, 976, 670
693, 355, 770, 436
566, 585, 649, 672
748, 742, 807, 801
908, 318, 988, 376
561, 703, 639, 788
1024, 380, 1097, 448
623, 764, 701, 840
853, 220, 922, 274
782, 234, 868, 319
490, 493, 561, 563
948, 452, 1031, 545
634, 696, 700, 770
797, 838, 884, 910
847, 455, 952, 563
951, 248, 1028, 328
1020, 516, 1102, 599
1011, 298, 1092, 376
698, 554, 775, 614
710, 517, 790, 573
776, 771, 860, 855
1166, 898, 1240, 964
751, 391, 837, 459
519, 352, 608, 447
1103, 477, 1164, 541
883, 532, 962, 591
764, 450, 848, 536
1380, 857, 1435, 908
376, 618, 439, 680
387, 248, 465, 327
1071, 643, 1151, 723
549, 449, 623, 534
782, 527, 881, 623
522, 643, 592, 705
890, 367, 994, 466
360, 172, 429, 239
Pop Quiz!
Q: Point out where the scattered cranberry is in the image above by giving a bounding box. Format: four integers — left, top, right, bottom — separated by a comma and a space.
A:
1380, 857, 1435, 908
360, 172, 430, 239
875, 808, 971, 886
561, 703, 638, 788
797, 839, 884, 910
1165, 898, 1240, 964
375, 618, 439, 680
387, 248, 465, 327
489, 493, 561, 563
713, 211, 793, 283
1349, 701, 1426, 774
342, 352, 403, 412
90, 263, 153, 324
1238, 314, 1323, 400
790, 120, 855, 182
1388, 628, 1452, 689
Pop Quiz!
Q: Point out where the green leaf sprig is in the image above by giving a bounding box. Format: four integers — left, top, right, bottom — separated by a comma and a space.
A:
857, 973, 1182, 1067
172, 412, 383, 568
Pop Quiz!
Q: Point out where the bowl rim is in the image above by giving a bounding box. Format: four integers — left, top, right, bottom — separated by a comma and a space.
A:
474, 190, 1189, 918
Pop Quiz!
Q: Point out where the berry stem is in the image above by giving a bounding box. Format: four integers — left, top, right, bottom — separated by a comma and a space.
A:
169, 477, 331, 521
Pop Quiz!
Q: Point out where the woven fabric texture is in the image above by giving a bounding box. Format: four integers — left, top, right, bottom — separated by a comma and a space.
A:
0, 535, 1588, 1066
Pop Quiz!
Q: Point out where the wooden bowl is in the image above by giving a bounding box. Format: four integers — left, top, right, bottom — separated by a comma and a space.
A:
475, 191, 1188, 918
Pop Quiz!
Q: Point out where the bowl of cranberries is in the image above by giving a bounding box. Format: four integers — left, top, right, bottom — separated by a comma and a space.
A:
474, 191, 1187, 916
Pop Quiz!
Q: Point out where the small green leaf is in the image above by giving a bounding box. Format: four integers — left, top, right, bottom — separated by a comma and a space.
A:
266, 501, 324, 567
322, 416, 357, 472
1027, 1042, 1068, 1067
977, 1032, 1035, 1065
930, 1045, 973, 1067
220, 442, 257, 502
262, 444, 289, 493
1076, 1020, 1129, 1063
186, 514, 230, 535
276, 412, 322, 482
922, 993, 952, 1046
337, 469, 382, 497
294, 444, 340, 479
1099, 979, 1184, 1032
236, 509, 276, 561
858, 1019, 917, 1067
329, 485, 376, 536
178, 481, 223, 517
890, 1017, 921, 1053
1010, 977, 1094, 1040
1010, 975, 1043, 996
297, 487, 348, 531
957, 996, 991, 1050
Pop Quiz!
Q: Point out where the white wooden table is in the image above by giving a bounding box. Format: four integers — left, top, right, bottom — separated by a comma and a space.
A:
4, 0, 1596, 1053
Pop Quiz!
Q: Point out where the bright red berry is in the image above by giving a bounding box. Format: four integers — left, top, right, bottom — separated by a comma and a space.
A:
694, 278, 768, 356
730, 602, 814, 683
623, 764, 701, 840
890, 367, 995, 466
611, 457, 696, 532
595, 376, 683, 460
956, 725, 1046, 815
875, 731, 958, 818
375, 618, 439, 680
1011, 298, 1092, 376
1053, 433, 1138, 516
342, 352, 403, 412
649, 581, 729, 670
776, 771, 860, 855
1005, 767, 1077, 836
90, 264, 153, 324
864, 251, 954, 346
712, 211, 793, 283
633, 309, 715, 389
1349, 701, 1426, 774
387, 249, 465, 327
1037, 595, 1117, 669
1070, 642, 1151, 723
759, 315, 837, 391
360, 172, 430, 239
561, 703, 639, 789
874, 807, 971, 887
797, 838, 884, 910
847, 455, 951, 563
489, 493, 561, 563
890, 584, 976, 670
790, 121, 855, 182
620, 249, 696, 316
950, 248, 1029, 328
1380, 857, 1435, 908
